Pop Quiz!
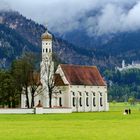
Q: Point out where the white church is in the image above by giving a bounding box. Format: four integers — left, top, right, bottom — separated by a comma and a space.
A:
21, 30, 109, 112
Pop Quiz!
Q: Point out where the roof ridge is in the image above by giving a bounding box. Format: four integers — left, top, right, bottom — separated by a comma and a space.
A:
60, 64, 97, 68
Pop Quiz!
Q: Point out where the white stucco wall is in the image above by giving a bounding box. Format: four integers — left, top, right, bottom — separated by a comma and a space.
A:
21, 86, 44, 108
21, 79, 109, 112
0, 108, 72, 114
0, 109, 34, 114
54, 85, 108, 112
69, 85, 108, 112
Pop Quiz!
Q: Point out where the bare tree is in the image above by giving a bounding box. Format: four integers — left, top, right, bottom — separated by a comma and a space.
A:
29, 71, 42, 108
40, 56, 61, 108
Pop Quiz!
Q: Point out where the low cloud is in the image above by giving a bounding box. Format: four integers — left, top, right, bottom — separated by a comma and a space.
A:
86, 1, 140, 36
0, 0, 11, 11
1, 0, 140, 36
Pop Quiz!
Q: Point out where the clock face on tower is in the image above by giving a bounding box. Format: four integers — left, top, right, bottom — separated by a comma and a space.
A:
44, 57, 48, 62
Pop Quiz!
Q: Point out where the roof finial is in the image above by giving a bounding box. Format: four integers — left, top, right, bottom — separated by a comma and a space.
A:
45, 22, 48, 32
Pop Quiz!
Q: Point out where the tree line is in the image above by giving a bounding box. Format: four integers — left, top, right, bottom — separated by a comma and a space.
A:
0, 53, 41, 108
104, 69, 140, 102
0, 53, 60, 108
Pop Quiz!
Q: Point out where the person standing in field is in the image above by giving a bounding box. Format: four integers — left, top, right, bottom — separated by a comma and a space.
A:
128, 109, 131, 114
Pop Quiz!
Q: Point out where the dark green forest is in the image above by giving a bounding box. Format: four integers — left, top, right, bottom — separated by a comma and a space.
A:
0, 53, 60, 108
104, 69, 140, 102
0, 53, 38, 108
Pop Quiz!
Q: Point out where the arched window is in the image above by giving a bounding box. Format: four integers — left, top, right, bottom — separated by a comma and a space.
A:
93, 97, 96, 107
43, 49, 44, 53
100, 97, 103, 106
73, 97, 75, 107
92, 92, 95, 96
86, 92, 88, 96
49, 48, 51, 52
86, 97, 89, 106
59, 97, 62, 107
46, 48, 48, 53
100, 92, 102, 96
79, 97, 82, 107
79, 92, 82, 96
72, 92, 75, 96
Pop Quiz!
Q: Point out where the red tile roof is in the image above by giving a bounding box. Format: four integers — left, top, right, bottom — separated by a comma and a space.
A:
60, 64, 106, 86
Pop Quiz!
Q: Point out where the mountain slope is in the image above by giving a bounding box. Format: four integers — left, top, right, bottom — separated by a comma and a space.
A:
0, 11, 98, 68
2, 10, 140, 70
56, 25, 140, 68
0, 24, 40, 68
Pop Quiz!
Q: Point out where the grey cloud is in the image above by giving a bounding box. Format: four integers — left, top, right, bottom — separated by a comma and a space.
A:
87, 1, 140, 36
1, 0, 140, 36
0, 0, 11, 11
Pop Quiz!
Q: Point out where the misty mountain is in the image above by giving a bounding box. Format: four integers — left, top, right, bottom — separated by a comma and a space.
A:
1, 10, 140, 71
0, 11, 100, 69
55, 15, 140, 67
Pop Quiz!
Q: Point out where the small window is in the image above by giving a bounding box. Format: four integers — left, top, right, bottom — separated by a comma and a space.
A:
46, 43, 48, 45
86, 97, 89, 106
100, 92, 102, 96
79, 97, 82, 107
43, 49, 44, 52
59, 97, 62, 107
73, 97, 75, 107
93, 97, 96, 107
92, 92, 95, 96
79, 92, 82, 96
72, 92, 75, 96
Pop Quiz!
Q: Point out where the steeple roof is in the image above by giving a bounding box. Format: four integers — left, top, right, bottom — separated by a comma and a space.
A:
41, 30, 52, 40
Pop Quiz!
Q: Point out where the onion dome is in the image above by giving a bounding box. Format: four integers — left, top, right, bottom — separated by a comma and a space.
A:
41, 30, 52, 40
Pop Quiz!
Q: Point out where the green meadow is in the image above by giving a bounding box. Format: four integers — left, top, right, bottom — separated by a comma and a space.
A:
0, 103, 140, 140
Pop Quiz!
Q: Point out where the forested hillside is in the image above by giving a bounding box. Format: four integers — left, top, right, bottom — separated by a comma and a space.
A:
0, 24, 40, 68
0, 11, 104, 69
2, 10, 138, 70
104, 69, 140, 102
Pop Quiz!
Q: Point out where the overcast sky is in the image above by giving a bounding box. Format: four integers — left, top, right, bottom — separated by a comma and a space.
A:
1, 0, 140, 36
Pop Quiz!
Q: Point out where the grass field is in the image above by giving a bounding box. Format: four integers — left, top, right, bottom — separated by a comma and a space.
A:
0, 103, 140, 140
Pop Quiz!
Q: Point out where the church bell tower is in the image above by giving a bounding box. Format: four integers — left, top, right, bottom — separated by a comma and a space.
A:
41, 29, 53, 62
40, 29, 54, 107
